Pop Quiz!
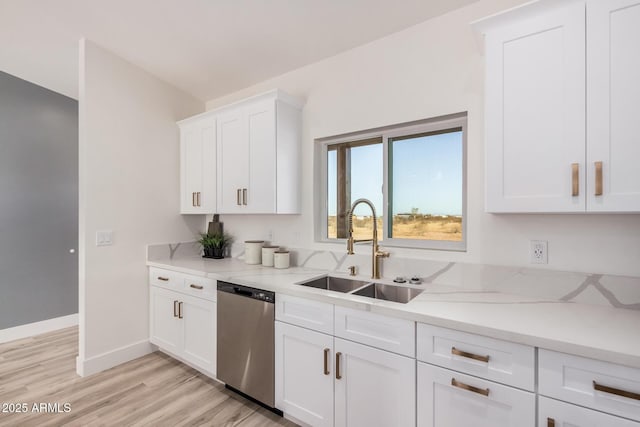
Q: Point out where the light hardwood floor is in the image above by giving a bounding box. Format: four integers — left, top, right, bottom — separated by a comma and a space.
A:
0, 327, 297, 427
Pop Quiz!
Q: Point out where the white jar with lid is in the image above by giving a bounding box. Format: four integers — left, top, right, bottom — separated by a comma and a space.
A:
244, 240, 264, 265
273, 250, 290, 269
261, 246, 279, 267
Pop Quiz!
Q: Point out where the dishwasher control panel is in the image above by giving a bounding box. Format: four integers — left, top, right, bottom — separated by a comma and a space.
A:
217, 281, 275, 303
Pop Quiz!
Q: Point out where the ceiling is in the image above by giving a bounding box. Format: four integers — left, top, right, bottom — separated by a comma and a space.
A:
0, 0, 477, 101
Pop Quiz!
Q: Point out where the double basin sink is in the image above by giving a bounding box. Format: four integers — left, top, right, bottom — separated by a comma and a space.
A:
298, 276, 422, 304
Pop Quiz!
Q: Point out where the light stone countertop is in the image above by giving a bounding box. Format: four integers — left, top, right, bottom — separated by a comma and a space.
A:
147, 255, 640, 370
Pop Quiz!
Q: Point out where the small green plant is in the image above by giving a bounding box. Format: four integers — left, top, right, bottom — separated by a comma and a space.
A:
198, 232, 233, 258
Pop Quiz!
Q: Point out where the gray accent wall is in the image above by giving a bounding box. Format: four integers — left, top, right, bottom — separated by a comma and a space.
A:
0, 70, 78, 329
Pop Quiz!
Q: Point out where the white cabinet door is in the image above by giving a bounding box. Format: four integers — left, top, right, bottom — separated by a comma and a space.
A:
150, 286, 182, 355
275, 321, 334, 427
417, 362, 535, 427
334, 338, 415, 427
485, 2, 586, 212
181, 294, 216, 376
217, 108, 247, 214
245, 99, 276, 213
587, 0, 640, 212
180, 116, 216, 214
539, 396, 640, 427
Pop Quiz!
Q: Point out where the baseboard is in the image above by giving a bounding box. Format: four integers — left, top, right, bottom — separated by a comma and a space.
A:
0, 313, 78, 344
76, 339, 154, 377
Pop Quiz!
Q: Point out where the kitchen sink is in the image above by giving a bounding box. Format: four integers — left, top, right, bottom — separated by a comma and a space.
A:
352, 283, 423, 304
298, 276, 369, 293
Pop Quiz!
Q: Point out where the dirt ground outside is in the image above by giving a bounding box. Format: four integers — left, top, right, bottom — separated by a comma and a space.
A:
328, 215, 462, 241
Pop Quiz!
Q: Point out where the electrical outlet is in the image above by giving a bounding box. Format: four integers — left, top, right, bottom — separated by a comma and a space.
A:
530, 240, 548, 264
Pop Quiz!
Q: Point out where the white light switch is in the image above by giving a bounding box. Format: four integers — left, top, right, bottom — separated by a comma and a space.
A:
96, 230, 113, 246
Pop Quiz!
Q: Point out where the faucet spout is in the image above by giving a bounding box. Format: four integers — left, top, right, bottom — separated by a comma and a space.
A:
346, 198, 389, 279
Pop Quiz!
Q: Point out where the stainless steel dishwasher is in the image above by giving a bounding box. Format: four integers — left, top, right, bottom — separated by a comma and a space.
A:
217, 281, 276, 410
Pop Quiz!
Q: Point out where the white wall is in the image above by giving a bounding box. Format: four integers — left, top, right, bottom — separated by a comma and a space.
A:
78, 40, 204, 375
206, 0, 640, 277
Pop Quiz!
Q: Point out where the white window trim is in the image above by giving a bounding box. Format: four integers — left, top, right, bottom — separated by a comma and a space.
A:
315, 113, 467, 252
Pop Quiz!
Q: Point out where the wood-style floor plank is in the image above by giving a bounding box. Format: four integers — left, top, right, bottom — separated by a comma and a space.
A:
0, 327, 297, 427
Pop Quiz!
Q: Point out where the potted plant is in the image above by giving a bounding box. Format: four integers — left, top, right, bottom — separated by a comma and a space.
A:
198, 232, 232, 259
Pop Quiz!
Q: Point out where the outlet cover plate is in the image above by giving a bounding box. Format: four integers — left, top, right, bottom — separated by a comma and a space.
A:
530, 240, 548, 264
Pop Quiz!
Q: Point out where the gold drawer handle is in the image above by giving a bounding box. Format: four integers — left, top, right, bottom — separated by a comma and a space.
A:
335, 352, 342, 380
173, 300, 178, 317
178, 302, 183, 319
190, 284, 203, 290
237, 189, 241, 206
547, 418, 555, 427
157, 276, 169, 282
595, 161, 603, 196
451, 378, 489, 397
323, 348, 330, 375
571, 163, 579, 196
451, 347, 490, 363
593, 381, 640, 401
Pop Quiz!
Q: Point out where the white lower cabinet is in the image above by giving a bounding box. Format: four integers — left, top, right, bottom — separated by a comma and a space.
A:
334, 337, 415, 427
275, 320, 415, 427
150, 285, 216, 377
181, 293, 216, 375
150, 286, 182, 355
417, 362, 535, 427
539, 396, 640, 427
275, 321, 334, 427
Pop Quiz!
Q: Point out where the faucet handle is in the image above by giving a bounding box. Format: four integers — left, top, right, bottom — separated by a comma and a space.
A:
376, 250, 390, 258
348, 266, 357, 276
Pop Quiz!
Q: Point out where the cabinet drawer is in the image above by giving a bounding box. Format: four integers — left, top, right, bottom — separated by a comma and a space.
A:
334, 306, 414, 357
182, 275, 216, 301
276, 294, 333, 335
149, 267, 182, 289
539, 349, 640, 422
417, 362, 535, 427
539, 396, 640, 427
416, 323, 535, 391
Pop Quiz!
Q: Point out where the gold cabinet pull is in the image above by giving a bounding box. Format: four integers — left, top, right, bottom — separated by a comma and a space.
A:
190, 284, 203, 290
451, 378, 490, 396
323, 348, 330, 375
593, 381, 640, 401
571, 163, 579, 196
178, 302, 183, 319
158, 276, 169, 282
242, 188, 247, 205
451, 347, 490, 363
595, 161, 603, 196
173, 300, 178, 318
335, 352, 342, 380
547, 418, 555, 427
237, 189, 241, 205
196, 192, 201, 207
192, 192, 196, 207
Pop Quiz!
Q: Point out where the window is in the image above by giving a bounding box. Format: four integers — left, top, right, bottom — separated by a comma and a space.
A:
318, 114, 466, 251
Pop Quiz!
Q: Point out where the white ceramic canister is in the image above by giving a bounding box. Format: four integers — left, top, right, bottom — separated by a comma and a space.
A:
273, 250, 290, 269
244, 240, 264, 265
261, 246, 279, 267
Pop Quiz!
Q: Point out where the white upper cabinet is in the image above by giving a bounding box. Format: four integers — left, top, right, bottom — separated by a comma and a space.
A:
482, 1, 586, 213
587, 0, 640, 212
216, 90, 302, 214
178, 115, 216, 214
479, 0, 640, 213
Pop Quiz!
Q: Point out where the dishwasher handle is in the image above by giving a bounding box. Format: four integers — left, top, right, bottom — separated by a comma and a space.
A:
233, 287, 253, 297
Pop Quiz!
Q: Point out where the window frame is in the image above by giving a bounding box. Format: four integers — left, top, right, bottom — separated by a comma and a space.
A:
316, 113, 467, 251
